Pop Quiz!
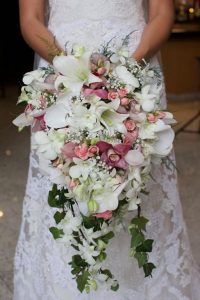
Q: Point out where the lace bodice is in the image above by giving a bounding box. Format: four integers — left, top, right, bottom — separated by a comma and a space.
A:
47, 0, 146, 51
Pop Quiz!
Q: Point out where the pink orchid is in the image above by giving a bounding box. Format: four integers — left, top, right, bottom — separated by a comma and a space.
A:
61, 142, 77, 160
35, 114, 46, 130
94, 210, 113, 220
123, 129, 139, 145
83, 82, 108, 99
96, 141, 131, 169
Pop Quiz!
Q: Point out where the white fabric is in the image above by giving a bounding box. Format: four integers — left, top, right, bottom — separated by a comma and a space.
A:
13, 1, 200, 299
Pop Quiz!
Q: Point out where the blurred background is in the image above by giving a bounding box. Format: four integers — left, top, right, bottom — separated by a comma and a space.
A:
0, 1, 200, 299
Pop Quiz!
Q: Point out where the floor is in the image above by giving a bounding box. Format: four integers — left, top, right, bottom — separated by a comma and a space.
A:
0, 85, 200, 300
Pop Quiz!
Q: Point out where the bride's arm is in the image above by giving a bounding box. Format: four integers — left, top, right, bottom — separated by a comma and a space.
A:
19, 0, 62, 62
133, 0, 174, 61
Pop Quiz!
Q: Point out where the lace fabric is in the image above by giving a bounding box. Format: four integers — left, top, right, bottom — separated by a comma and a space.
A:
13, 0, 200, 299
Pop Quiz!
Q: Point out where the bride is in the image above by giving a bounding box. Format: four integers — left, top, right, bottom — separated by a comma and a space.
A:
14, 0, 200, 299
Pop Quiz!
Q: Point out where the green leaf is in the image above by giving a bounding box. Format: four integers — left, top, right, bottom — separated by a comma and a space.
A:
131, 216, 149, 231
101, 269, 113, 279
77, 271, 90, 293
136, 239, 154, 253
71, 255, 88, 268
100, 231, 114, 244
54, 211, 66, 224
97, 251, 107, 262
49, 227, 63, 239
130, 228, 144, 248
134, 252, 148, 268
143, 263, 156, 277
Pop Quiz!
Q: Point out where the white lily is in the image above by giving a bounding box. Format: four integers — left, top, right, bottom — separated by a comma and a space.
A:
53, 52, 102, 96
115, 66, 139, 91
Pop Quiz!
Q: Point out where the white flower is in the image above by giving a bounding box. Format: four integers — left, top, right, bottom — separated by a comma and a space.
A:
125, 150, 144, 166
78, 240, 100, 265
115, 66, 139, 90
110, 45, 129, 64
12, 113, 33, 128
134, 84, 161, 112
151, 119, 175, 157
72, 43, 86, 58
33, 129, 66, 160
23, 69, 45, 85
60, 210, 82, 235
44, 103, 71, 128
69, 158, 96, 180
53, 52, 102, 96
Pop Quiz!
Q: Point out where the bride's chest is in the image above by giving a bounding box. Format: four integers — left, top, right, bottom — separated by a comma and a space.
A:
48, 0, 144, 19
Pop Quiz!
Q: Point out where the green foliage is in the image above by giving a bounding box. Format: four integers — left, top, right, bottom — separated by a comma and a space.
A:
129, 216, 156, 277
54, 211, 66, 224
48, 184, 73, 209
77, 271, 90, 293
49, 227, 64, 239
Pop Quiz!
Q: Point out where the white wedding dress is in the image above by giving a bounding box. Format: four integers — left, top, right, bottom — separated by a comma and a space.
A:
13, 1, 200, 299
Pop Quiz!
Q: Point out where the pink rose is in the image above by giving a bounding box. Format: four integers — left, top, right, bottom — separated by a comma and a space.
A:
74, 143, 89, 160
88, 145, 99, 157
94, 210, 113, 220
120, 97, 130, 106
108, 91, 118, 100
124, 119, 136, 131
118, 88, 128, 98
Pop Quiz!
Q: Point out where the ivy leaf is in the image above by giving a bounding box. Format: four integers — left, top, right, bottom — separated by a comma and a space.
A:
49, 227, 63, 239
130, 228, 144, 248
131, 216, 149, 231
134, 252, 148, 268
101, 269, 113, 279
136, 239, 154, 253
143, 263, 156, 277
54, 211, 66, 224
77, 271, 90, 293
100, 231, 114, 244
71, 255, 88, 268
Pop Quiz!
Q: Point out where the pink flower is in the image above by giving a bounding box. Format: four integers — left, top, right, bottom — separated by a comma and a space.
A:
147, 112, 166, 123
108, 91, 118, 100
83, 82, 108, 99
74, 143, 89, 160
62, 142, 77, 160
25, 104, 33, 115
96, 141, 131, 169
118, 88, 128, 98
88, 145, 99, 157
124, 119, 136, 132
35, 114, 46, 130
39, 96, 47, 109
120, 97, 130, 106
94, 210, 113, 220
123, 130, 139, 145
157, 111, 166, 119
69, 179, 79, 189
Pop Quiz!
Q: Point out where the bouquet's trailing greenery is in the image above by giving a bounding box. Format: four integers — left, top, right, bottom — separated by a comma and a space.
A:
13, 34, 176, 293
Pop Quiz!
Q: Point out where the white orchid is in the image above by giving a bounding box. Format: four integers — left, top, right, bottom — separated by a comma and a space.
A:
125, 150, 144, 167
53, 52, 102, 96
23, 69, 45, 85
78, 240, 100, 265
69, 158, 96, 181
12, 112, 34, 128
33, 129, 66, 160
151, 119, 175, 157
110, 45, 129, 64
92, 181, 128, 213
115, 66, 139, 91
44, 102, 72, 128
134, 84, 161, 112
59, 210, 82, 235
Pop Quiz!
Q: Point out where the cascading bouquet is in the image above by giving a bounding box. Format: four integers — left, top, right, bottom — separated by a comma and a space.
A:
13, 35, 176, 293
